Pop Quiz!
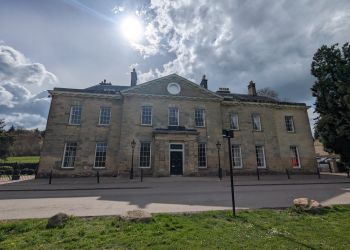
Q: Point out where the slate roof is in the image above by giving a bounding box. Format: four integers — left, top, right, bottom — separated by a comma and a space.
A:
54, 84, 130, 94
216, 92, 306, 106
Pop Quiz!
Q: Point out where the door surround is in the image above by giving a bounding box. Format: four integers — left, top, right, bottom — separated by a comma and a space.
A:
169, 143, 184, 175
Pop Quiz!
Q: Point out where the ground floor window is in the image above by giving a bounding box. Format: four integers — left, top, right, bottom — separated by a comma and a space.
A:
231, 145, 242, 168
62, 142, 77, 168
140, 142, 151, 168
198, 143, 207, 168
94, 142, 107, 168
290, 146, 301, 168
255, 145, 266, 168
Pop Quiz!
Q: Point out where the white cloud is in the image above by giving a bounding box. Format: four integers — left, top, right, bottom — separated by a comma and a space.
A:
0, 113, 47, 130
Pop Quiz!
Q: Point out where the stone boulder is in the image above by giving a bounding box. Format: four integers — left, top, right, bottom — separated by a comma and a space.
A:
293, 198, 323, 213
46, 213, 69, 228
120, 210, 153, 222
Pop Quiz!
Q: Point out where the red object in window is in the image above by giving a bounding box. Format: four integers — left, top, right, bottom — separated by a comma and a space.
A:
291, 158, 298, 167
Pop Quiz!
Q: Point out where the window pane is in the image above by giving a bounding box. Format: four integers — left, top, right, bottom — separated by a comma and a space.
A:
140, 142, 151, 167
62, 142, 77, 168
94, 142, 107, 167
195, 109, 205, 127
198, 143, 207, 167
230, 113, 239, 130
285, 116, 294, 132
141, 106, 152, 125
255, 145, 265, 168
290, 146, 300, 168
69, 105, 81, 125
170, 144, 183, 150
231, 145, 242, 167
252, 114, 261, 131
99, 107, 111, 125
168, 107, 179, 126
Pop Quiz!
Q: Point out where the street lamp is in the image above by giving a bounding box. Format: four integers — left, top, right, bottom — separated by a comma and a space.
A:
130, 139, 136, 180
216, 141, 222, 180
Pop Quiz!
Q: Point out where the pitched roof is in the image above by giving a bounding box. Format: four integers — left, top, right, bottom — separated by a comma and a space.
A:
54, 84, 130, 94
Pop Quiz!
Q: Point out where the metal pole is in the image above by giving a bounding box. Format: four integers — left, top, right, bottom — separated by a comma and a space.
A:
316, 167, 321, 179
227, 137, 236, 217
256, 168, 260, 180
130, 148, 134, 180
141, 168, 143, 182
97, 171, 100, 183
347, 168, 349, 178
218, 148, 222, 181
49, 169, 52, 184
285, 168, 290, 179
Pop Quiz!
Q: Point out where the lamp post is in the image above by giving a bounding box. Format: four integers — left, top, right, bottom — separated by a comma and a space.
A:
222, 129, 236, 216
130, 139, 136, 180
216, 141, 222, 181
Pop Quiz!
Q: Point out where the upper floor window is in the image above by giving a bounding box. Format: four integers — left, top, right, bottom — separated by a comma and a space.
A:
69, 105, 81, 125
99, 107, 111, 125
290, 146, 301, 168
141, 106, 152, 125
255, 145, 266, 168
62, 142, 77, 168
140, 142, 151, 168
198, 143, 207, 168
94, 142, 107, 168
252, 114, 262, 131
168, 107, 179, 126
231, 145, 242, 168
230, 113, 239, 130
285, 116, 295, 132
195, 109, 205, 127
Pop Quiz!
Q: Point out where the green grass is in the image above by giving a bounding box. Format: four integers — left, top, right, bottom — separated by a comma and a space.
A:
1, 206, 349, 249
0, 156, 40, 164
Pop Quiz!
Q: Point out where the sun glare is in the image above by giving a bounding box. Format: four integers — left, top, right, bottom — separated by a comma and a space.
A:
120, 15, 143, 42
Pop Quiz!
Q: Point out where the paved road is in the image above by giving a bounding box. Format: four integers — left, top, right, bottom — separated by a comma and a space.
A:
0, 177, 349, 220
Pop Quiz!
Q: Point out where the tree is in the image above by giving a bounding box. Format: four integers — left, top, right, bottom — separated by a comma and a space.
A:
0, 119, 14, 161
311, 43, 350, 166
256, 87, 279, 100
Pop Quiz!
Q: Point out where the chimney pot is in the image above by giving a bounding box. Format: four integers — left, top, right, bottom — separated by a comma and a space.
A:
248, 80, 257, 96
131, 68, 137, 86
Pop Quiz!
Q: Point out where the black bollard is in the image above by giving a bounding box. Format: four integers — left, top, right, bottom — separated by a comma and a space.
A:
49, 170, 52, 184
347, 168, 349, 178
328, 163, 332, 173
97, 171, 100, 184
140, 168, 143, 182
316, 167, 321, 179
256, 168, 260, 181
285, 168, 290, 179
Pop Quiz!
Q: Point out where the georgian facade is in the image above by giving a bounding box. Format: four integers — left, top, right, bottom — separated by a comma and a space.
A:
38, 73, 316, 177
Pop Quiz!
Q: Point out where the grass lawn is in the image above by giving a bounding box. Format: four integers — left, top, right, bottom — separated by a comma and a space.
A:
0, 206, 349, 249
0, 156, 40, 164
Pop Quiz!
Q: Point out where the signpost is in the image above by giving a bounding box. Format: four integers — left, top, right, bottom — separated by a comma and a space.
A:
222, 129, 236, 216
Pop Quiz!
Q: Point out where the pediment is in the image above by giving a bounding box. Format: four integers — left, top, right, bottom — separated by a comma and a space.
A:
121, 74, 222, 100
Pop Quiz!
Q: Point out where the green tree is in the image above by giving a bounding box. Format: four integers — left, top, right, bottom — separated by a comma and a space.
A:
0, 119, 15, 161
311, 43, 350, 166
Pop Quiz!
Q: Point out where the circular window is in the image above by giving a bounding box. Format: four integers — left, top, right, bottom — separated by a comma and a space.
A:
167, 82, 181, 95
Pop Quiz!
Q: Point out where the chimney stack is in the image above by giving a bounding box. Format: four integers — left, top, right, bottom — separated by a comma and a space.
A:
248, 80, 257, 96
200, 75, 208, 89
131, 68, 137, 86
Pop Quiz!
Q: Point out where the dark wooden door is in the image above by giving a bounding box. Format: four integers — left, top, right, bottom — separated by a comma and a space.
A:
170, 151, 183, 175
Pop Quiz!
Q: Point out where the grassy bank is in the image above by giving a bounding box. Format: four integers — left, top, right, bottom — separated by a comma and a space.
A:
1, 206, 349, 249
0, 156, 40, 164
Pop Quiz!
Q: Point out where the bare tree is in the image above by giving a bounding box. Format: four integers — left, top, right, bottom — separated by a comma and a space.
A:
256, 87, 279, 100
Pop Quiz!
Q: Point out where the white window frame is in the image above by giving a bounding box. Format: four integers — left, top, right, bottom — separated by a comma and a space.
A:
255, 145, 266, 168
231, 144, 243, 168
139, 142, 152, 168
285, 116, 295, 132
68, 105, 82, 125
168, 107, 179, 126
252, 113, 262, 131
230, 113, 239, 130
61, 142, 77, 169
290, 146, 301, 168
140, 106, 153, 126
93, 142, 107, 169
99, 106, 111, 125
198, 143, 207, 168
195, 108, 205, 127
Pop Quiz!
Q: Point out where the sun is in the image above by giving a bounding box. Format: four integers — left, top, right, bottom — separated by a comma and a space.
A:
120, 15, 143, 42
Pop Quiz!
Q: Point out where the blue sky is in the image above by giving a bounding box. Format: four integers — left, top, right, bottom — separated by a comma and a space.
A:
0, 0, 350, 130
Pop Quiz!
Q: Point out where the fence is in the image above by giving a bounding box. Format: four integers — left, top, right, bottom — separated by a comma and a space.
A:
0, 162, 39, 181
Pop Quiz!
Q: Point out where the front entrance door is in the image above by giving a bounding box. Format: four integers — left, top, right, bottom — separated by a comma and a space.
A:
170, 144, 183, 175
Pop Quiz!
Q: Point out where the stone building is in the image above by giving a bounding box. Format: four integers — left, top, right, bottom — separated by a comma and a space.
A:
38, 71, 316, 177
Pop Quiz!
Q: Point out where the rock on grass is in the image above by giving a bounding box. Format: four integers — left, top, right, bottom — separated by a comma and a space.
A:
46, 213, 69, 229
120, 210, 153, 222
